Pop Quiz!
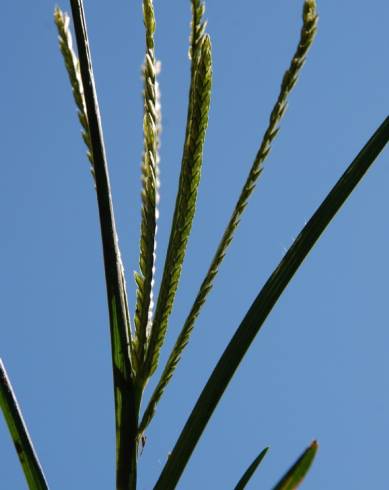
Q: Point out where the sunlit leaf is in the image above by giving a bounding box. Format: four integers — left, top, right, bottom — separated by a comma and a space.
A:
272, 441, 318, 490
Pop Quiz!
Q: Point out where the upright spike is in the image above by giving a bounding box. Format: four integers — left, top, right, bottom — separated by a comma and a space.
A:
133, 0, 161, 375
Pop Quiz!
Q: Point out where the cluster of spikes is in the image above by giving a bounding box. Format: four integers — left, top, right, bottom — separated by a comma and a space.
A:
54, 0, 216, 432
54, 0, 317, 436
52, 1, 319, 487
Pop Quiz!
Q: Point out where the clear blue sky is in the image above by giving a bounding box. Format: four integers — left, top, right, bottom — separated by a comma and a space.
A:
1, 1, 389, 489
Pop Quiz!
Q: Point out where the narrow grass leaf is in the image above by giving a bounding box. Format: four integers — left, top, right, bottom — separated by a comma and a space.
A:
272, 441, 318, 490
140, 3, 212, 386
133, 0, 160, 375
234, 447, 269, 490
139, 0, 317, 436
0, 359, 49, 490
67, 2, 138, 487
154, 116, 389, 489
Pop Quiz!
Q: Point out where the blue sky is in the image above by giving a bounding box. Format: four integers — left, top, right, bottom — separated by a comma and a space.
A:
1, 1, 389, 489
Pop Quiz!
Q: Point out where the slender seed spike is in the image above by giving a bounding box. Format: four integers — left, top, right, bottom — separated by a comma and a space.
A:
133, 0, 161, 372
139, 0, 318, 435
54, 8, 95, 180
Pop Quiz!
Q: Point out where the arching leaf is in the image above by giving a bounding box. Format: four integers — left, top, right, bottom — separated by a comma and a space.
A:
153, 115, 389, 489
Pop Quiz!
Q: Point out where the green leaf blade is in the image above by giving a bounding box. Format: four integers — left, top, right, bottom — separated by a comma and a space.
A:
66, 2, 138, 487
234, 447, 269, 490
272, 441, 318, 490
0, 359, 49, 490
153, 115, 389, 489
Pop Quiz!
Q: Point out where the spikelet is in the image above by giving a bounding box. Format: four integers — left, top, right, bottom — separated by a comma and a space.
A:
189, 0, 207, 64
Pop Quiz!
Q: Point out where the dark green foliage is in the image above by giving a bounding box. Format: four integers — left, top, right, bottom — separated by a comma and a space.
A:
234, 447, 269, 490
0, 360, 48, 490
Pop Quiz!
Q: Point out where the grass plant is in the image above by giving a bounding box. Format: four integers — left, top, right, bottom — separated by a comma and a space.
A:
1, 1, 388, 489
